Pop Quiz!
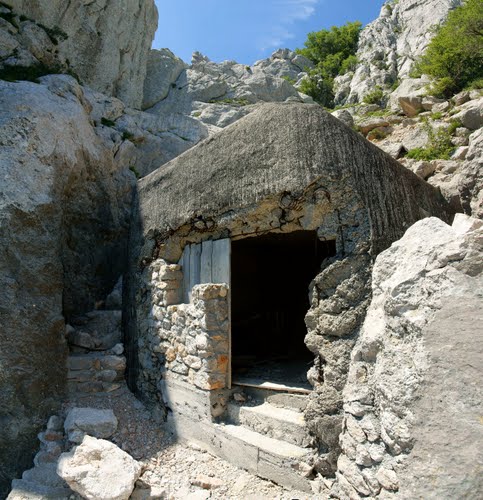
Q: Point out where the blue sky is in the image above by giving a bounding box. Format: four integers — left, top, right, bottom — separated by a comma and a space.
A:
153, 0, 386, 65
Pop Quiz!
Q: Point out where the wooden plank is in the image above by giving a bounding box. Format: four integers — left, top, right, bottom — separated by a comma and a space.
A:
189, 243, 202, 301
180, 245, 190, 304
232, 378, 311, 394
212, 238, 230, 285
200, 240, 213, 283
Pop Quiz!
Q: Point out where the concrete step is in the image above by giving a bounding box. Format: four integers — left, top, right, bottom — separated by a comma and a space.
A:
233, 385, 309, 412
8, 478, 73, 499
228, 401, 314, 447
166, 412, 315, 493
215, 423, 315, 493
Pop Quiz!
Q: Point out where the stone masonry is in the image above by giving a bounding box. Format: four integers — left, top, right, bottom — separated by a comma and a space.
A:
137, 259, 230, 401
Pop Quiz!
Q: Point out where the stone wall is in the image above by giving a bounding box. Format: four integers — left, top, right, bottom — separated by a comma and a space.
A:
135, 259, 230, 409
126, 103, 453, 480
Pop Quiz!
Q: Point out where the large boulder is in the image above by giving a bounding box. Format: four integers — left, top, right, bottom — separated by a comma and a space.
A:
58, 435, 142, 500
333, 215, 483, 499
0, 75, 133, 496
4, 0, 158, 108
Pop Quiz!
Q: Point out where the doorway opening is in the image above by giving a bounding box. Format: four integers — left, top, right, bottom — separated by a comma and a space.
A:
231, 231, 336, 390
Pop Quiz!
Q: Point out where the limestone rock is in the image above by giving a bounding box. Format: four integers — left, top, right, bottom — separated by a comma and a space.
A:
58, 435, 141, 500
336, 215, 483, 498
106, 277, 123, 310
68, 311, 122, 351
64, 408, 118, 443
4, 0, 158, 108
331, 109, 354, 128
143, 49, 188, 110
452, 97, 483, 130
335, 1, 463, 105
0, 75, 133, 496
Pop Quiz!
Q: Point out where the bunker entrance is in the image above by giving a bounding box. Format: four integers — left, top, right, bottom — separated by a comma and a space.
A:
231, 231, 336, 390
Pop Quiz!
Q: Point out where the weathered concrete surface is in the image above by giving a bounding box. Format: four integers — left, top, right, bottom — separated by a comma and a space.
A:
4, 0, 158, 108
135, 103, 451, 253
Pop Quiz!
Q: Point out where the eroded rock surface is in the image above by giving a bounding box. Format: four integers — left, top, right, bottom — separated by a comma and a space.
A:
0, 74, 134, 496
333, 215, 483, 498
4, 0, 158, 108
335, 0, 463, 104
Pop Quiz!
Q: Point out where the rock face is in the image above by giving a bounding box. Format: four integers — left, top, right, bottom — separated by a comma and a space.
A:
128, 49, 314, 174
335, 0, 463, 104
4, 0, 158, 108
332, 215, 483, 498
0, 75, 134, 496
58, 435, 142, 500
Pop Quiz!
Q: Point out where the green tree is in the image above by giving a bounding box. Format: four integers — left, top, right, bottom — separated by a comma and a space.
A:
415, 0, 483, 97
297, 21, 362, 107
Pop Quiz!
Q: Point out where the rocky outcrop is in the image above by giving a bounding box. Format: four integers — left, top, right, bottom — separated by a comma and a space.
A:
58, 435, 142, 500
335, 0, 463, 104
332, 215, 483, 498
334, 88, 483, 219
133, 49, 313, 171
0, 74, 135, 496
3, 0, 158, 108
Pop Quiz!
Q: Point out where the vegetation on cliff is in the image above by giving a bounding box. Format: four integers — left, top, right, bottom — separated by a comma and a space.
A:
296, 21, 361, 107
414, 0, 483, 97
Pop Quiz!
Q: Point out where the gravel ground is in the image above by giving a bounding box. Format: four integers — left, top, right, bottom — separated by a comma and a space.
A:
65, 383, 329, 500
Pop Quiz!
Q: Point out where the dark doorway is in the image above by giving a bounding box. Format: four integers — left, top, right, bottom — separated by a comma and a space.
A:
231, 231, 336, 389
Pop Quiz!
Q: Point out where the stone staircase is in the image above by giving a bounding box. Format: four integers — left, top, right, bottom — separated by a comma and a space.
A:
219, 386, 317, 492
8, 284, 128, 499
66, 304, 126, 396
8, 416, 78, 500
169, 382, 318, 493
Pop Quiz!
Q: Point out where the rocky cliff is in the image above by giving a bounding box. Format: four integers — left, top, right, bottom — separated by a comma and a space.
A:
3, 0, 158, 108
335, 0, 464, 105
0, 74, 137, 497
0, 0, 158, 493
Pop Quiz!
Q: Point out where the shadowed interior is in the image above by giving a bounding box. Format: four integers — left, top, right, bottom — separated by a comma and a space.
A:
231, 231, 336, 386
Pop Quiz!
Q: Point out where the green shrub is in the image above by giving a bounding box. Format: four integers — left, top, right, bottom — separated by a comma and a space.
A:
431, 111, 443, 120
129, 165, 141, 179
0, 62, 60, 82
363, 86, 384, 105
37, 24, 68, 45
414, 0, 483, 97
406, 120, 455, 160
281, 75, 296, 85
296, 21, 362, 107
447, 118, 462, 135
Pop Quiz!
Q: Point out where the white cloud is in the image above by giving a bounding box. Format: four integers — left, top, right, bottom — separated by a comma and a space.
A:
259, 0, 319, 51
277, 0, 319, 22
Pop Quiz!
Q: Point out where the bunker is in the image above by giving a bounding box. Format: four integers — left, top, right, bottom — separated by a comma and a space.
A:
125, 103, 452, 490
